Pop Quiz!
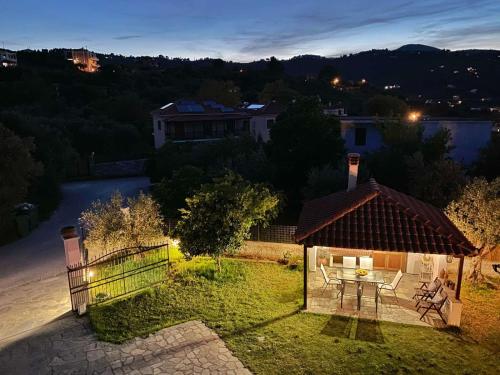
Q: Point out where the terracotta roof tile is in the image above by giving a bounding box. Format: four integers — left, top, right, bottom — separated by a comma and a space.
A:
295, 179, 475, 256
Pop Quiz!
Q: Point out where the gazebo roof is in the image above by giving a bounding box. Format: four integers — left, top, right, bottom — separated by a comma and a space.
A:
295, 179, 475, 256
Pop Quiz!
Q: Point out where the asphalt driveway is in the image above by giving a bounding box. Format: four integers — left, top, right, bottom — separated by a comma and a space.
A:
0, 177, 149, 344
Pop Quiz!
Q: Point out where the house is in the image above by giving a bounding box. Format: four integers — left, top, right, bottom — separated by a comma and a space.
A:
66, 49, 99, 73
295, 153, 476, 326
151, 100, 251, 148
246, 102, 284, 142
0, 49, 17, 67
340, 117, 493, 164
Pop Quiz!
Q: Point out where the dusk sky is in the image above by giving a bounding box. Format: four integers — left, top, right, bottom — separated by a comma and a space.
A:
1, 0, 500, 61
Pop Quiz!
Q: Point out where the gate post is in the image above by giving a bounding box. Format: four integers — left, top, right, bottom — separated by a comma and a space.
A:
61, 226, 82, 267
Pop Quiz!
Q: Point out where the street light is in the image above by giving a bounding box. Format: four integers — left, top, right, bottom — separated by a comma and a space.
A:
408, 111, 421, 122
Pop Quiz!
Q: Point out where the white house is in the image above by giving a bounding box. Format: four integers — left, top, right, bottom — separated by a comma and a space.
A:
339, 117, 493, 165
152, 100, 283, 148
0, 49, 17, 68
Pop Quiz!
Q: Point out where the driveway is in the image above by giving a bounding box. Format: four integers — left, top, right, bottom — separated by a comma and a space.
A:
0, 177, 150, 291
0, 177, 149, 344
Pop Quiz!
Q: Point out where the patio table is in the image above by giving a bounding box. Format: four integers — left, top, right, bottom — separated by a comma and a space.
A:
336, 268, 385, 312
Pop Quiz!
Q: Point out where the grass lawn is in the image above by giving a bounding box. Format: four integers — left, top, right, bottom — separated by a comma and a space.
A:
90, 258, 500, 375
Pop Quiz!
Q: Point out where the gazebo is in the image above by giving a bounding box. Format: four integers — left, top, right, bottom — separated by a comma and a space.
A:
295, 156, 476, 325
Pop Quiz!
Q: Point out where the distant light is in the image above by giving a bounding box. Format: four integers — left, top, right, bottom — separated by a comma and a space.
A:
88, 271, 94, 278
331, 77, 341, 86
408, 111, 421, 122
360, 78, 366, 84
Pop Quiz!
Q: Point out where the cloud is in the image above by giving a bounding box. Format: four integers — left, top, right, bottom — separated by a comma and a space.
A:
113, 35, 142, 40
228, 0, 497, 57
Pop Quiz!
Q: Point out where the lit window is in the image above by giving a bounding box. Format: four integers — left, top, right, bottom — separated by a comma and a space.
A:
354, 128, 367, 146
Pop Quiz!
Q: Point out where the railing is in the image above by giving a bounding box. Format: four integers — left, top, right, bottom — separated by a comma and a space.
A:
67, 243, 169, 311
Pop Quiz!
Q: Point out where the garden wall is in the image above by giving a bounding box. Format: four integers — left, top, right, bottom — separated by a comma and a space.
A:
239, 241, 303, 261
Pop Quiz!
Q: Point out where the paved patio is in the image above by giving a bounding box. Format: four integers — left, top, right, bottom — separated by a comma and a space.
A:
307, 266, 447, 327
0, 315, 251, 375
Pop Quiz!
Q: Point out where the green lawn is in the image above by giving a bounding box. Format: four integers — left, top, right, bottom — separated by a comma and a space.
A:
89, 259, 499, 375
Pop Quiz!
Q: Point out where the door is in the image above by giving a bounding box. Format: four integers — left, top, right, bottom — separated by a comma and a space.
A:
373, 251, 407, 271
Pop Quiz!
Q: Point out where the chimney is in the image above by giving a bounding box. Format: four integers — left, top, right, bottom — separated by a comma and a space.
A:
347, 153, 360, 191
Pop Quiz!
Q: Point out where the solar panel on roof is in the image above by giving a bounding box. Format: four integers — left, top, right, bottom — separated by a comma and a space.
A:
176, 104, 205, 113
247, 104, 265, 110
178, 99, 197, 105
203, 100, 216, 106
221, 107, 234, 112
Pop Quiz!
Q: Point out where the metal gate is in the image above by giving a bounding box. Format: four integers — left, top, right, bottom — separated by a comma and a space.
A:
67, 243, 170, 311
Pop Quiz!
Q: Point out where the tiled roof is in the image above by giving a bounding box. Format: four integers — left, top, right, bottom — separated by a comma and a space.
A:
295, 179, 476, 256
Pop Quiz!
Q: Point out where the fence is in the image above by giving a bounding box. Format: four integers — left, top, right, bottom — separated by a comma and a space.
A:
67, 243, 169, 311
164, 218, 297, 244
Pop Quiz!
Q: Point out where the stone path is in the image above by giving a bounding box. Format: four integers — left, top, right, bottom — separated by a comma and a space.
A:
0, 316, 251, 375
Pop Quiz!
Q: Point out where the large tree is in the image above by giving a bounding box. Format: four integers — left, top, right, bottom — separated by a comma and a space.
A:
446, 178, 500, 283
80, 191, 164, 259
406, 153, 466, 208
197, 80, 241, 106
259, 80, 297, 104
0, 124, 42, 240
365, 94, 408, 117
174, 172, 280, 270
266, 97, 345, 194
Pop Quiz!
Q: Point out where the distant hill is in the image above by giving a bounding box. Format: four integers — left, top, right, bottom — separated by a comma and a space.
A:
395, 44, 441, 52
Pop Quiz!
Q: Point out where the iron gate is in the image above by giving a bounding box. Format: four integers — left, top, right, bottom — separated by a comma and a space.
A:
67, 243, 170, 311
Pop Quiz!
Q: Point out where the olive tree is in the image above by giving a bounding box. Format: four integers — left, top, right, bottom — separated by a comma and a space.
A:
445, 178, 500, 283
174, 172, 280, 270
80, 191, 164, 259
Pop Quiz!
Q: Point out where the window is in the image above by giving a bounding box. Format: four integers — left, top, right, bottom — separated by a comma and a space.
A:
354, 127, 367, 146
266, 119, 275, 129
157, 120, 162, 131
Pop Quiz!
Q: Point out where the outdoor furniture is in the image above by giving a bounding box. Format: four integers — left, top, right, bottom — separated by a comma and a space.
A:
342, 256, 356, 269
377, 270, 403, 305
319, 264, 343, 297
413, 277, 442, 307
417, 289, 448, 323
336, 268, 384, 311
359, 256, 373, 270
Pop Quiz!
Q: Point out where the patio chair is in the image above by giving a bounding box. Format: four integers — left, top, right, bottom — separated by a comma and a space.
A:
417, 289, 448, 323
359, 256, 373, 270
377, 270, 403, 305
343, 256, 356, 269
319, 264, 343, 297
413, 277, 442, 307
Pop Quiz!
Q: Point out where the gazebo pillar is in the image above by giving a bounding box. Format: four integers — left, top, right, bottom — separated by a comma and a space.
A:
455, 256, 465, 300
303, 244, 308, 310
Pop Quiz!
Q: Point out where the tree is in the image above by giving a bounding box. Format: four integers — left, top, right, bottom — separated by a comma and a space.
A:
267, 97, 345, 194
445, 178, 500, 283
303, 161, 369, 200
407, 153, 466, 208
197, 80, 241, 106
367, 122, 452, 193
365, 95, 408, 117
259, 80, 297, 104
80, 191, 164, 259
473, 133, 500, 180
0, 124, 42, 240
174, 172, 280, 270
153, 166, 206, 218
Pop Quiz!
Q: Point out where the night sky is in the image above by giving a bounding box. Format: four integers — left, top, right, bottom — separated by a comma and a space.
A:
1, 0, 499, 61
